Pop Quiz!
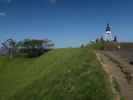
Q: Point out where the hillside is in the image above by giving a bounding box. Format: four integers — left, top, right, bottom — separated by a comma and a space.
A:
0, 48, 113, 100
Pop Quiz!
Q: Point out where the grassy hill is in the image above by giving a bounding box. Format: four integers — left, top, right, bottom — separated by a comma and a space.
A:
0, 48, 113, 100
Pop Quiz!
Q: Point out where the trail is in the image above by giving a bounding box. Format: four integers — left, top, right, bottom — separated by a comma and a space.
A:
96, 51, 133, 100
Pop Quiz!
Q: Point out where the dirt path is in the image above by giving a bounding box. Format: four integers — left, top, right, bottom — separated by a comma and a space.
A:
96, 52, 133, 100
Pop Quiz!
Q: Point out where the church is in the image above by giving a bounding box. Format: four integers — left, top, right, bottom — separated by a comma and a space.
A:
104, 24, 117, 42
96, 24, 117, 43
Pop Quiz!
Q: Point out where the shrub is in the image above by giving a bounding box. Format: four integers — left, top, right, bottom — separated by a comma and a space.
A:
17, 39, 54, 57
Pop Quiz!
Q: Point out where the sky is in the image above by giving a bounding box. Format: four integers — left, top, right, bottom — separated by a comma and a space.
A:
0, 0, 133, 47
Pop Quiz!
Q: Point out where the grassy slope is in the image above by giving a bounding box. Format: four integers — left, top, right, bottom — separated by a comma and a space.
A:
0, 48, 113, 100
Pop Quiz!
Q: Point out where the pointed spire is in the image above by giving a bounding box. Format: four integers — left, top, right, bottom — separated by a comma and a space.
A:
106, 24, 111, 31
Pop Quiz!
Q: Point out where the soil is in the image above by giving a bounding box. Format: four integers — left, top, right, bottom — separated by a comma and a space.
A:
96, 51, 133, 100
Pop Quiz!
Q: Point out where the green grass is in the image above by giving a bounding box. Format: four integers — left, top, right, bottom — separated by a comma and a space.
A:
0, 48, 113, 100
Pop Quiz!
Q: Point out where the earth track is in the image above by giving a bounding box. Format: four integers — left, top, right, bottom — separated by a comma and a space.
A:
96, 51, 133, 100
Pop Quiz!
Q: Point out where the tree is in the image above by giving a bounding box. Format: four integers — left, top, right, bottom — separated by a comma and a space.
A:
1, 39, 16, 59
100, 36, 104, 42
17, 39, 54, 57
113, 36, 117, 42
81, 44, 84, 48
96, 38, 99, 43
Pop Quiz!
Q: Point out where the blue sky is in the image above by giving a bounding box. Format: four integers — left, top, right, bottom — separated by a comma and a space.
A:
0, 0, 133, 47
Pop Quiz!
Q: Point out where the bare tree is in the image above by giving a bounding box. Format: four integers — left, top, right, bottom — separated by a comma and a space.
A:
1, 39, 16, 59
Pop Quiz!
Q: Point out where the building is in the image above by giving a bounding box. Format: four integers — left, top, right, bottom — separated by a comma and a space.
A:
104, 24, 113, 41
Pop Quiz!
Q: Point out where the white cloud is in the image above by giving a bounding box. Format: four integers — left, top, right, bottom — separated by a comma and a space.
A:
49, 0, 56, 4
0, 12, 6, 16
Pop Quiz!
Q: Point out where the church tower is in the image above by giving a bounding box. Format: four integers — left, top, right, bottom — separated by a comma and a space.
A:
104, 24, 113, 41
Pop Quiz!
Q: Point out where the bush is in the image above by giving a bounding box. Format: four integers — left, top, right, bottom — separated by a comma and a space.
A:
88, 42, 104, 50
17, 39, 54, 57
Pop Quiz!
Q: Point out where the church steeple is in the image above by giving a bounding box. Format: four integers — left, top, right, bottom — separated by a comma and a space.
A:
106, 24, 111, 32
104, 24, 113, 41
